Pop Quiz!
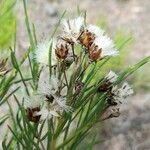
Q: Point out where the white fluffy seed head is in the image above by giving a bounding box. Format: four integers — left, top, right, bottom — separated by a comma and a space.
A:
86, 24, 104, 37
35, 105, 60, 121
35, 95, 72, 121
38, 75, 59, 96
62, 17, 84, 43
94, 35, 118, 58
24, 95, 42, 109
111, 82, 134, 102
105, 70, 118, 83
34, 40, 57, 66
119, 82, 134, 98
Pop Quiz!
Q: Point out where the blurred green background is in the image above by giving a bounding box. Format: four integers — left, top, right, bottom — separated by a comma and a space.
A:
0, 0, 16, 49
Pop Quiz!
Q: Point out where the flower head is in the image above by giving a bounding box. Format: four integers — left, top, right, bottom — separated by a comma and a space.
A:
98, 71, 118, 92
88, 44, 101, 61
78, 24, 118, 61
91, 35, 118, 58
101, 106, 120, 121
62, 17, 84, 43
118, 82, 134, 98
38, 75, 59, 95
102, 82, 134, 119
109, 82, 134, 105
79, 25, 104, 48
24, 73, 72, 122
86, 25, 104, 37
35, 75, 72, 121
35, 93, 72, 120
105, 70, 118, 83
24, 95, 42, 123
79, 29, 95, 48
55, 40, 71, 60
35, 102, 60, 120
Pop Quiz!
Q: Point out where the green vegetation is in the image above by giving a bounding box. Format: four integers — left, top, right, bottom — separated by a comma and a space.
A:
0, 0, 16, 49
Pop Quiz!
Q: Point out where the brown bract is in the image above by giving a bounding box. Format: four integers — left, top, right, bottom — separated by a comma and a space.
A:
98, 82, 112, 92
26, 107, 41, 123
79, 30, 95, 48
55, 43, 69, 59
61, 37, 74, 45
88, 44, 102, 61
98, 81, 118, 106
75, 81, 84, 94
45, 94, 54, 103
0, 58, 9, 76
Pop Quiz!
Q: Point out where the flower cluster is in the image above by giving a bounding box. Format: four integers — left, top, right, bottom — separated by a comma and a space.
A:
25, 75, 72, 122
25, 17, 132, 123
0, 4, 147, 148
35, 16, 118, 66
99, 71, 133, 120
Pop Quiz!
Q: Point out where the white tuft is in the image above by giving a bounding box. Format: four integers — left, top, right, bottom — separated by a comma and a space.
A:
94, 35, 118, 58
36, 106, 60, 120
105, 70, 118, 83
53, 95, 73, 113
34, 40, 57, 66
24, 95, 42, 109
62, 17, 84, 43
86, 24, 104, 37
38, 75, 59, 96
119, 82, 134, 98
111, 82, 134, 102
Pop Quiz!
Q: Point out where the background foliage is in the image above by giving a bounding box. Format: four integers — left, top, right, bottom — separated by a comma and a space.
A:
0, 0, 16, 49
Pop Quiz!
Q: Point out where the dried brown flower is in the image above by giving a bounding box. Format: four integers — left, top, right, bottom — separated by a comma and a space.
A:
26, 107, 41, 123
78, 30, 95, 48
88, 44, 102, 61
101, 107, 120, 121
0, 58, 9, 76
75, 81, 84, 94
55, 42, 69, 59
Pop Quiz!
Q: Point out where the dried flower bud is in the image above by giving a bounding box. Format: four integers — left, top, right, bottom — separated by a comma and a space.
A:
75, 81, 84, 94
98, 82, 112, 92
45, 94, 54, 103
0, 58, 9, 76
88, 44, 102, 61
98, 71, 118, 92
107, 96, 118, 106
64, 55, 74, 68
78, 29, 95, 48
62, 17, 84, 44
109, 108, 120, 118
101, 107, 120, 121
26, 107, 41, 123
55, 42, 69, 59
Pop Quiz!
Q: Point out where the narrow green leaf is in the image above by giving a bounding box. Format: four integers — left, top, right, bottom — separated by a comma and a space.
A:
50, 10, 66, 39
10, 50, 30, 95
22, 0, 35, 48
49, 41, 53, 78
0, 86, 20, 106
0, 115, 9, 126
8, 125, 27, 148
